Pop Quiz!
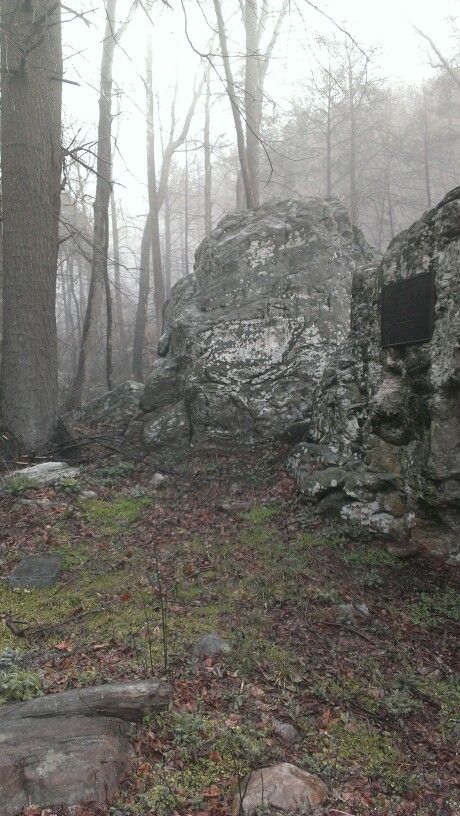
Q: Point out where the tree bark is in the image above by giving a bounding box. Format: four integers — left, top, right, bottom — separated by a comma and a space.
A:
111, 191, 129, 375
184, 142, 190, 276
132, 218, 151, 382
0, 0, 62, 451
244, 0, 260, 206
67, 0, 118, 408
213, 0, 256, 209
204, 64, 212, 237
347, 54, 358, 225
145, 36, 165, 343
164, 190, 172, 298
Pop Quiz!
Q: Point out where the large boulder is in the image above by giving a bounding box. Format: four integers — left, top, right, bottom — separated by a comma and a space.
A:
291, 188, 460, 560
140, 199, 374, 450
0, 679, 171, 815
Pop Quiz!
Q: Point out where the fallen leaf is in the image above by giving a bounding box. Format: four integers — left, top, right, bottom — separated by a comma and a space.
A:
203, 784, 222, 798
54, 640, 73, 652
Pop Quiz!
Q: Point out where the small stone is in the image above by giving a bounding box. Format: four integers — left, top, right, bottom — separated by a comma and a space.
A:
230, 482, 243, 495
232, 763, 327, 815
334, 603, 356, 625
355, 602, 370, 616
386, 540, 420, 558
2, 461, 79, 488
12, 498, 52, 511
0, 650, 33, 672
8, 555, 62, 589
129, 486, 147, 498
79, 489, 98, 500
195, 633, 231, 657
149, 472, 168, 489
272, 718, 301, 744
218, 501, 253, 513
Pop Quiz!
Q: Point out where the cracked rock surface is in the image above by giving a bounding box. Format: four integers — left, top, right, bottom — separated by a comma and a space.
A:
140, 198, 374, 451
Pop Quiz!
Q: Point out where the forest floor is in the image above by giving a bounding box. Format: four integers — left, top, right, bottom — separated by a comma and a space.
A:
0, 446, 459, 816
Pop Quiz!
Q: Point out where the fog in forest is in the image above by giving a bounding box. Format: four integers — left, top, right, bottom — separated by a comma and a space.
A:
5, 0, 453, 415
1, 4, 460, 814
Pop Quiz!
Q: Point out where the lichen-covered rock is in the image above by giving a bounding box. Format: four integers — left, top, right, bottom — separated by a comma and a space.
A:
0, 680, 171, 815
292, 187, 460, 560
232, 763, 328, 814
140, 199, 374, 450
1, 461, 79, 488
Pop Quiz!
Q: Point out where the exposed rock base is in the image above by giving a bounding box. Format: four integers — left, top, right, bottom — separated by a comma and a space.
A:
0, 679, 171, 815
291, 188, 460, 560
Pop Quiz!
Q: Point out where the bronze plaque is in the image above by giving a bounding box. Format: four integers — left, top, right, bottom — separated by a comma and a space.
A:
381, 271, 435, 348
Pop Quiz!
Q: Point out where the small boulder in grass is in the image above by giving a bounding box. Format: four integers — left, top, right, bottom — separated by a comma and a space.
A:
195, 633, 231, 657
150, 472, 169, 489
80, 489, 98, 500
272, 718, 301, 745
232, 763, 327, 814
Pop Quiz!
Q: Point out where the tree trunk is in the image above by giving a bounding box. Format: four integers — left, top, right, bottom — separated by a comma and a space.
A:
132, 218, 151, 382
204, 65, 212, 237
145, 36, 165, 343
184, 143, 190, 276
164, 191, 172, 298
0, 0, 62, 451
67, 0, 117, 409
111, 192, 129, 375
213, 0, 256, 209
422, 89, 432, 209
244, 0, 260, 206
326, 67, 332, 198
347, 57, 358, 226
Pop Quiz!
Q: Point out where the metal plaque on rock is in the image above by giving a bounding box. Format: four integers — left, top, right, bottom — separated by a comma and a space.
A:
381, 270, 435, 348
8, 555, 62, 589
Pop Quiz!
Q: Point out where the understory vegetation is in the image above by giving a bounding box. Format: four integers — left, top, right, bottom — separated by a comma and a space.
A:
0, 448, 458, 815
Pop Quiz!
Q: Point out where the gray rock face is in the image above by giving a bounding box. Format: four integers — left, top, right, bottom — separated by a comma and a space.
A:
0, 679, 171, 815
140, 199, 374, 450
232, 763, 328, 815
292, 187, 460, 559
195, 633, 231, 656
1, 460, 79, 488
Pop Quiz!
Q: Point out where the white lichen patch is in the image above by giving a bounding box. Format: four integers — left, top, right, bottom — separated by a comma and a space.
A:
246, 240, 275, 271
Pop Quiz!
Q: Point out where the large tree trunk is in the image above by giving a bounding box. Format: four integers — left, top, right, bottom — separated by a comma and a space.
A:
0, 0, 62, 451
67, 0, 117, 409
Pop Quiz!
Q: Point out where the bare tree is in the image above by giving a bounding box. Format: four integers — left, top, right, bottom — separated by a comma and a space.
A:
204, 64, 212, 236
132, 61, 204, 381
1, 0, 62, 451
212, 0, 288, 208
68, 0, 134, 408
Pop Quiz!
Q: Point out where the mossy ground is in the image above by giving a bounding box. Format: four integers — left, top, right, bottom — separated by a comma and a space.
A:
0, 446, 458, 815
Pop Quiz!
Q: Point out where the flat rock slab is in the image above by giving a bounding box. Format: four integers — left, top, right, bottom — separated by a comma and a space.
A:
0, 679, 171, 816
2, 461, 79, 487
8, 554, 62, 588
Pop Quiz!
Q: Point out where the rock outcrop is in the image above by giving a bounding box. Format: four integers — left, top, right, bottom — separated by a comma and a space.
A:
291, 188, 460, 560
140, 199, 374, 451
0, 679, 171, 815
